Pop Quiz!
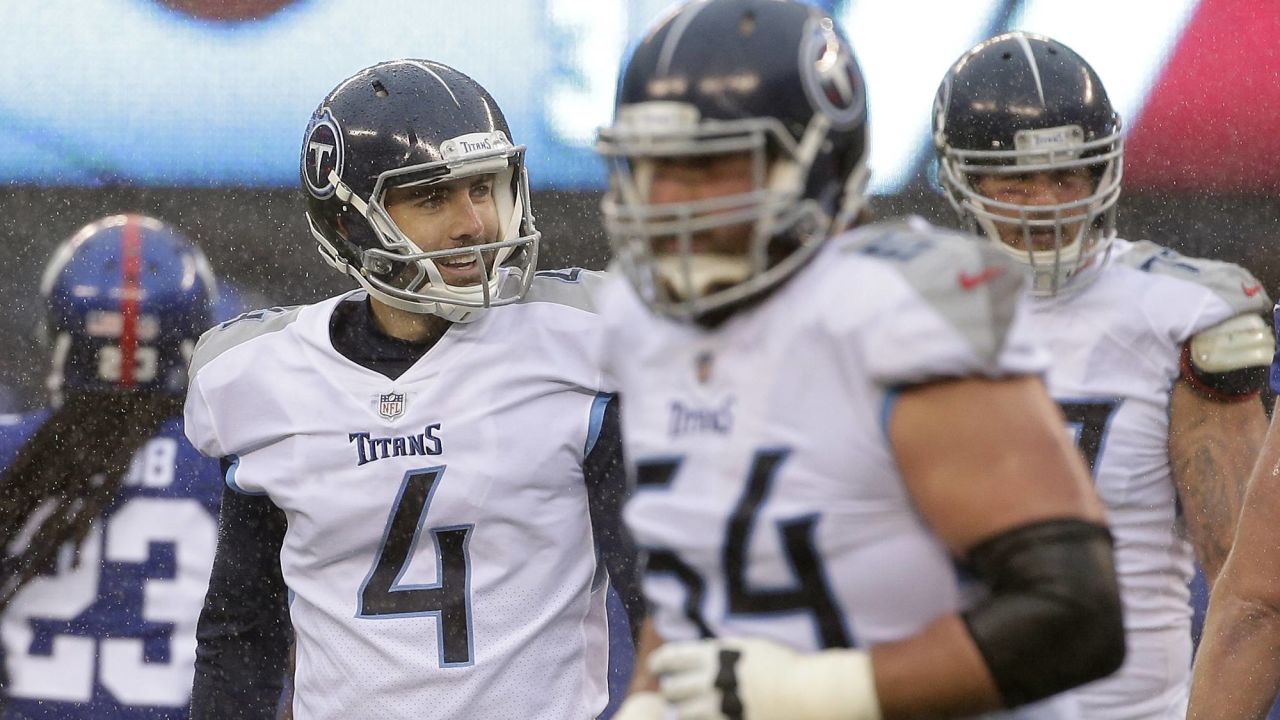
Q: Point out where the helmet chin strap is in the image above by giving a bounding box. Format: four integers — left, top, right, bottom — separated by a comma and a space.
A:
366, 286, 487, 323
971, 206, 1099, 297
654, 254, 753, 302
308, 211, 493, 323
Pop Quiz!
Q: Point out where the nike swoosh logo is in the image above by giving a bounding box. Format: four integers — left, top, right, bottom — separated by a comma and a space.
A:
1243, 283, 1264, 298
958, 266, 1006, 290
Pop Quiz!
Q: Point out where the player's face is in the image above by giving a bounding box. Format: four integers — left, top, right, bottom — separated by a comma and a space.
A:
974, 168, 1094, 251
647, 153, 756, 256
385, 174, 500, 287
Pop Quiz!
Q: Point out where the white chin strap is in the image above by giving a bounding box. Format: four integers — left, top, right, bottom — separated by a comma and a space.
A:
365, 284, 491, 323
654, 254, 753, 302
980, 222, 1084, 296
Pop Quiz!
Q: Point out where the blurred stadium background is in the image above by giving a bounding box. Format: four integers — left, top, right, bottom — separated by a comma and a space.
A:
0, 0, 1277, 711
0, 0, 1276, 404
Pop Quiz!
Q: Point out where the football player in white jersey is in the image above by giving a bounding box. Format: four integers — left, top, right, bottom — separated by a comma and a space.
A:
932, 32, 1273, 720
596, 3, 1125, 719
184, 61, 640, 719
0, 215, 225, 719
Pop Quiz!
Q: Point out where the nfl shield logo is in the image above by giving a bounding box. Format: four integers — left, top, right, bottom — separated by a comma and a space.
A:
695, 351, 714, 384
378, 392, 405, 420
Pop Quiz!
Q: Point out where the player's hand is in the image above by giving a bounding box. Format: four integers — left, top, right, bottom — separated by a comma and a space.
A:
611, 691, 668, 720
648, 637, 881, 720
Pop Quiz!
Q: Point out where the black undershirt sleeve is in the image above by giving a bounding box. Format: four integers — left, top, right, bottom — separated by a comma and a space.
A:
190, 469, 292, 720
582, 394, 646, 641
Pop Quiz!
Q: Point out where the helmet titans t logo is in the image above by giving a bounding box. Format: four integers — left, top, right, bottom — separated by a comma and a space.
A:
799, 18, 864, 129
304, 108, 343, 199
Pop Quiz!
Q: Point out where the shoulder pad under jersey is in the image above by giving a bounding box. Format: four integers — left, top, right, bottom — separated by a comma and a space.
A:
190, 305, 305, 377
1117, 240, 1271, 316
520, 268, 609, 313
841, 219, 1028, 365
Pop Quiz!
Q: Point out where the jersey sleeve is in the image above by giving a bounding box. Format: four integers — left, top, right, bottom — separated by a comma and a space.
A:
581, 393, 644, 639
521, 268, 619, 394
183, 374, 223, 459
1117, 240, 1272, 339
183, 305, 306, 464
590, 270, 637, 396
837, 223, 1049, 387
190, 479, 291, 720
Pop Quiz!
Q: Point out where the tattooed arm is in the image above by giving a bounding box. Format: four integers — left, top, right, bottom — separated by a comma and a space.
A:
1168, 378, 1268, 587
1188, 409, 1280, 719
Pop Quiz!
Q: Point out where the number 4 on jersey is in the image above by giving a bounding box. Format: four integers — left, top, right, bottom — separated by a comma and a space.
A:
357, 467, 474, 668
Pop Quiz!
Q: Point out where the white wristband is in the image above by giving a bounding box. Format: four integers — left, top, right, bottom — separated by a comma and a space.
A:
613, 690, 668, 720
791, 649, 882, 720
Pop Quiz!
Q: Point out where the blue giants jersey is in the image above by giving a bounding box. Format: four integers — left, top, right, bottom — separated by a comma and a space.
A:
0, 410, 223, 720
1270, 303, 1280, 395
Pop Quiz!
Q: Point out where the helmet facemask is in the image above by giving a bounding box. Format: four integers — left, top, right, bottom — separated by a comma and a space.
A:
938, 126, 1123, 296
309, 132, 540, 323
599, 102, 867, 321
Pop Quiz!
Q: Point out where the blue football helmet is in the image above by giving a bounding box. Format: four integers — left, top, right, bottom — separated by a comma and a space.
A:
39, 214, 218, 400
597, 0, 869, 320
302, 60, 540, 322
933, 32, 1124, 295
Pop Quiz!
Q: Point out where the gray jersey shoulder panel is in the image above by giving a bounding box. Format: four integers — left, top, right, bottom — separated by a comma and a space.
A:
1116, 240, 1272, 316
190, 305, 307, 377
517, 268, 608, 314
840, 220, 1026, 364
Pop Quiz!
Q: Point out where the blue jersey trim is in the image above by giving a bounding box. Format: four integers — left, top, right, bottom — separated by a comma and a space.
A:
585, 392, 615, 456
223, 454, 266, 496
879, 387, 900, 438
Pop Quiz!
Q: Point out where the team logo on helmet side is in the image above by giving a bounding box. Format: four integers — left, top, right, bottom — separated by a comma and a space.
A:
303, 108, 343, 199
932, 77, 952, 147
799, 17, 865, 129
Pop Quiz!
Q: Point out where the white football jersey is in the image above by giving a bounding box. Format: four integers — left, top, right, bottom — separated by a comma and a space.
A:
185, 273, 617, 720
1034, 239, 1270, 719
601, 218, 1080, 719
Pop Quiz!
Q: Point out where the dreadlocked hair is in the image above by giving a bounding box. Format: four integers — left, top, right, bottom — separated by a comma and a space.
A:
0, 391, 184, 611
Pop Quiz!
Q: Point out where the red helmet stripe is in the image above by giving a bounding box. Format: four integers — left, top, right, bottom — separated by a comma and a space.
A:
118, 215, 142, 386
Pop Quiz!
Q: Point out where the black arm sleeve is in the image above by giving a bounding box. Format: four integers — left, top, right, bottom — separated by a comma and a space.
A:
583, 394, 646, 641
960, 519, 1126, 708
190, 472, 292, 720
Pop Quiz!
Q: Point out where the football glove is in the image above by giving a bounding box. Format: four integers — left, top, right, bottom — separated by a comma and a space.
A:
649, 637, 881, 720
611, 691, 668, 720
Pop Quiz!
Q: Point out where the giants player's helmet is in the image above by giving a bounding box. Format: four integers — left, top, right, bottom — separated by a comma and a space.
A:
40, 214, 218, 400
302, 60, 539, 322
597, 0, 869, 320
933, 32, 1123, 295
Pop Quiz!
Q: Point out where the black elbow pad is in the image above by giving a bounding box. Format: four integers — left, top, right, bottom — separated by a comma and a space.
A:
960, 519, 1125, 708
